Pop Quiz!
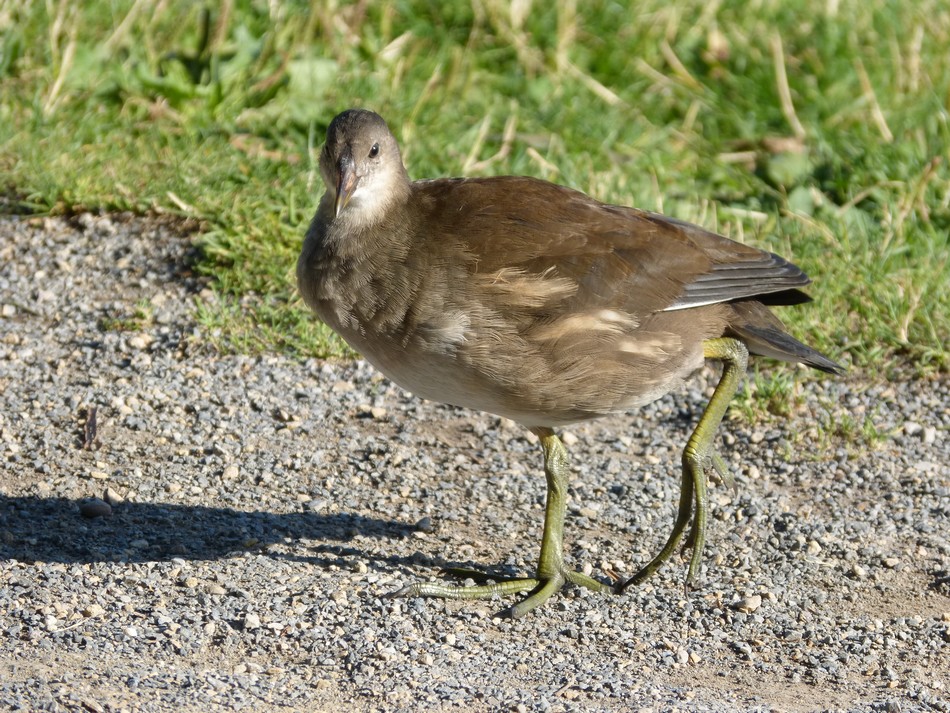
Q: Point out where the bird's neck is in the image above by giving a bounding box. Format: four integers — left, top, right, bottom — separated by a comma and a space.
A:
298, 187, 415, 307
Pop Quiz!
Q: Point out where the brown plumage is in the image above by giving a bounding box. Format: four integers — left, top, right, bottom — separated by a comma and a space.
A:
297, 109, 842, 617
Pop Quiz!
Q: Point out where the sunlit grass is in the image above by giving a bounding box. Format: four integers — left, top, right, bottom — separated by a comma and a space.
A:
1, 0, 948, 371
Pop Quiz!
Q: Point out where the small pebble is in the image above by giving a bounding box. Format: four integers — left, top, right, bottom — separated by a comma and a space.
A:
103, 487, 124, 505
733, 595, 762, 613
79, 498, 112, 519
128, 334, 151, 350
83, 604, 105, 617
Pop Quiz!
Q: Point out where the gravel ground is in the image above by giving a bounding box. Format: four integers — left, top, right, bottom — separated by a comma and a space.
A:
0, 214, 948, 712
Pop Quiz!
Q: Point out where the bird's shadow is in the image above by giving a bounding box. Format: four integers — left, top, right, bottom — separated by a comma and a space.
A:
0, 495, 476, 578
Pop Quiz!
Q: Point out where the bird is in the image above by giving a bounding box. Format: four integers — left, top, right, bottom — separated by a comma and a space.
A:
297, 108, 843, 618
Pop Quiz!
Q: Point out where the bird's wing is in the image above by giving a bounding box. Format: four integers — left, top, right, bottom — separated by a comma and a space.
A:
416, 176, 811, 315
652, 214, 810, 310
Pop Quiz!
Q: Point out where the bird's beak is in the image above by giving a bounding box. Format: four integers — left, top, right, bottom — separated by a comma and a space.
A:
335, 150, 358, 218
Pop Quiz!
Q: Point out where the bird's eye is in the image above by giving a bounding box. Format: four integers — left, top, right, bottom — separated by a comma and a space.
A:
368, 143, 380, 158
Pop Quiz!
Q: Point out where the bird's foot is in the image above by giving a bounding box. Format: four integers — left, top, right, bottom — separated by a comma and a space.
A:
392, 566, 611, 618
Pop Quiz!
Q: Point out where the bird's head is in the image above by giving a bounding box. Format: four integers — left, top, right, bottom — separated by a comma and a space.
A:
320, 109, 410, 226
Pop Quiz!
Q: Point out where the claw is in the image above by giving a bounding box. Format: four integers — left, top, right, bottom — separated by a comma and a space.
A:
710, 451, 736, 492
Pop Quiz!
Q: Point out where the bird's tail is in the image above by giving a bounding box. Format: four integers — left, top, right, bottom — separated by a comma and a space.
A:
727, 301, 845, 375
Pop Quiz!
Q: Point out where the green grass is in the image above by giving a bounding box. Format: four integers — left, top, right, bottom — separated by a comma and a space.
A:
99, 298, 154, 333
1, 0, 948, 373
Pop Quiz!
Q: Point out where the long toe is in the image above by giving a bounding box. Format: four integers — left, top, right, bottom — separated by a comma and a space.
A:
394, 567, 612, 618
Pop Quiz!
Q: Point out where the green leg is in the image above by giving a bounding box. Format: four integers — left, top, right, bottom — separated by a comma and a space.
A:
393, 428, 611, 617
617, 337, 748, 592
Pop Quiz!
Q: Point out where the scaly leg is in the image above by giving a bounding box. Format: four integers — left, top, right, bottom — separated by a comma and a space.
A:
617, 337, 749, 592
393, 427, 611, 617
